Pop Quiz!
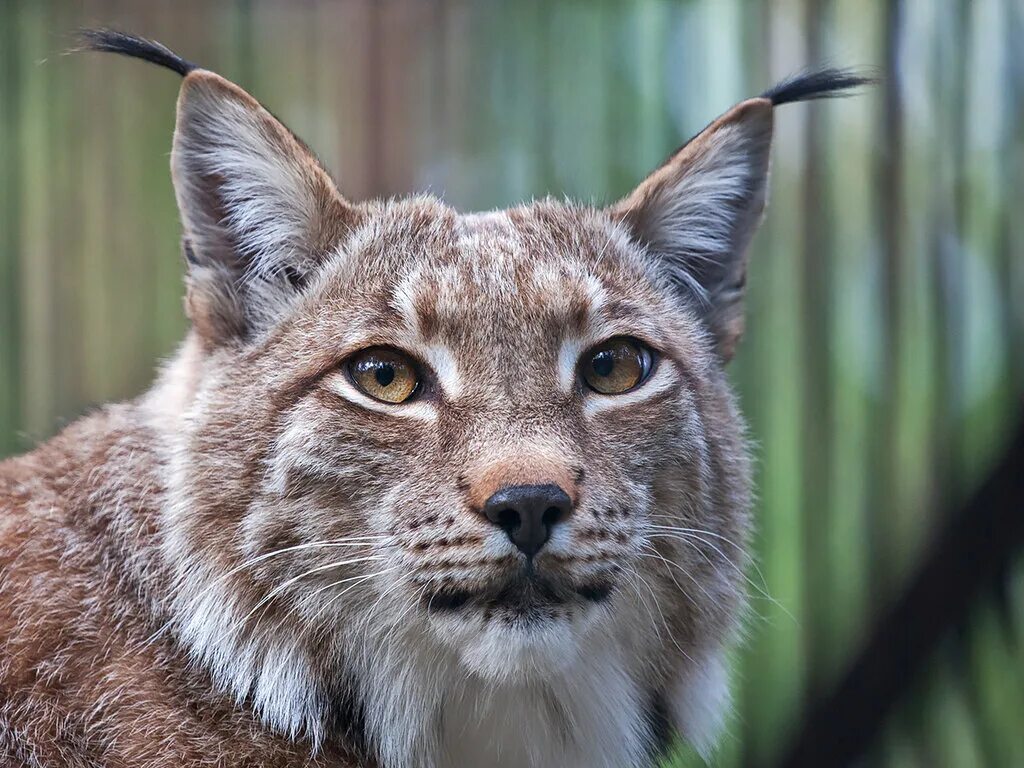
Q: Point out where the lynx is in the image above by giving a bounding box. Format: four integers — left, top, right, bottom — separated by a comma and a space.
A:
0, 29, 867, 768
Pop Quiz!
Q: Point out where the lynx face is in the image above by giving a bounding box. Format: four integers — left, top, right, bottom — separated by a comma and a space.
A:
73, 31, 865, 768
229, 201, 740, 672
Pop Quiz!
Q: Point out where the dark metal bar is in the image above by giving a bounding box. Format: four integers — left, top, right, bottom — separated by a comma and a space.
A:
799, 0, 833, 699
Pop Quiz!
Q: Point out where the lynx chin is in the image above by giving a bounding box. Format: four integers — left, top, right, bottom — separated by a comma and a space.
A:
0, 29, 869, 768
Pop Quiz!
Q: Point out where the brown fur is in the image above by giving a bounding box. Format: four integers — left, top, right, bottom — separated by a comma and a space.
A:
0, 409, 359, 766
0, 35, 793, 768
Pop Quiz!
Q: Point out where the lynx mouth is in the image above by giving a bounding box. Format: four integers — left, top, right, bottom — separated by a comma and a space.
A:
425, 589, 475, 612
422, 573, 615, 617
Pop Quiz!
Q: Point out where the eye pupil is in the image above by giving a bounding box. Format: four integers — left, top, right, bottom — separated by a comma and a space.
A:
592, 352, 614, 378
375, 364, 395, 387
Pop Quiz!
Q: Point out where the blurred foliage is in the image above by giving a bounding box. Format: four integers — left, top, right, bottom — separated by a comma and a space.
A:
0, 1, 1021, 766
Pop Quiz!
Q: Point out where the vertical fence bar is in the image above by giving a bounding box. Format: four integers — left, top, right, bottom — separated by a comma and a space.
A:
744, 2, 810, 763
929, 0, 968, 515
999, 0, 1024, 393
735, 3, 772, 765
17, 2, 58, 442
147, 0, 190, 360
870, 1, 907, 759
365, 0, 384, 198
869, 0, 903, 600
798, 0, 832, 700
0, 1, 22, 457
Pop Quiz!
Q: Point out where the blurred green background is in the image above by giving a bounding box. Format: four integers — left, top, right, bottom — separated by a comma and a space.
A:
0, 1, 1022, 766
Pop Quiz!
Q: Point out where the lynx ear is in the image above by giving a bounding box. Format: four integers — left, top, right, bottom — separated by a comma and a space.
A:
611, 68, 873, 361
610, 99, 773, 362
172, 71, 358, 342
77, 29, 359, 342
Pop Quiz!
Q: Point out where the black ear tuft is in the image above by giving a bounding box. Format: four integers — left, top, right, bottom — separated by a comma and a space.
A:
76, 28, 198, 78
762, 67, 876, 106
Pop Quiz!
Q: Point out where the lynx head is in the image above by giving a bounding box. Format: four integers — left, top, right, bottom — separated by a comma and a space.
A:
82, 30, 868, 768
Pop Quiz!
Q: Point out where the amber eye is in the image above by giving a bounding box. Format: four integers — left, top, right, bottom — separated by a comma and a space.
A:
347, 347, 420, 404
580, 337, 654, 395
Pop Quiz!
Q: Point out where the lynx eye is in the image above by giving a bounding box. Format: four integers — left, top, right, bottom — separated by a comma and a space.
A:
347, 347, 420, 404
580, 337, 654, 395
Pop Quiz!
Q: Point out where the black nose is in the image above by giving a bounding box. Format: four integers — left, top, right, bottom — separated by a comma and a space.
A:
481, 483, 573, 557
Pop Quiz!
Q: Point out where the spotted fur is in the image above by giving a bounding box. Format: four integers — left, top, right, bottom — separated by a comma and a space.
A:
0, 30, 869, 768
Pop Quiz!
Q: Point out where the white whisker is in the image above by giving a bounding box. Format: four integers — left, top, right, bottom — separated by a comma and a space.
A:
262, 566, 404, 682
627, 569, 695, 665
143, 536, 387, 647
639, 545, 718, 607
230, 555, 389, 638
307, 566, 404, 634
643, 517, 772, 596
378, 581, 425, 657
643, 526, 793, 622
